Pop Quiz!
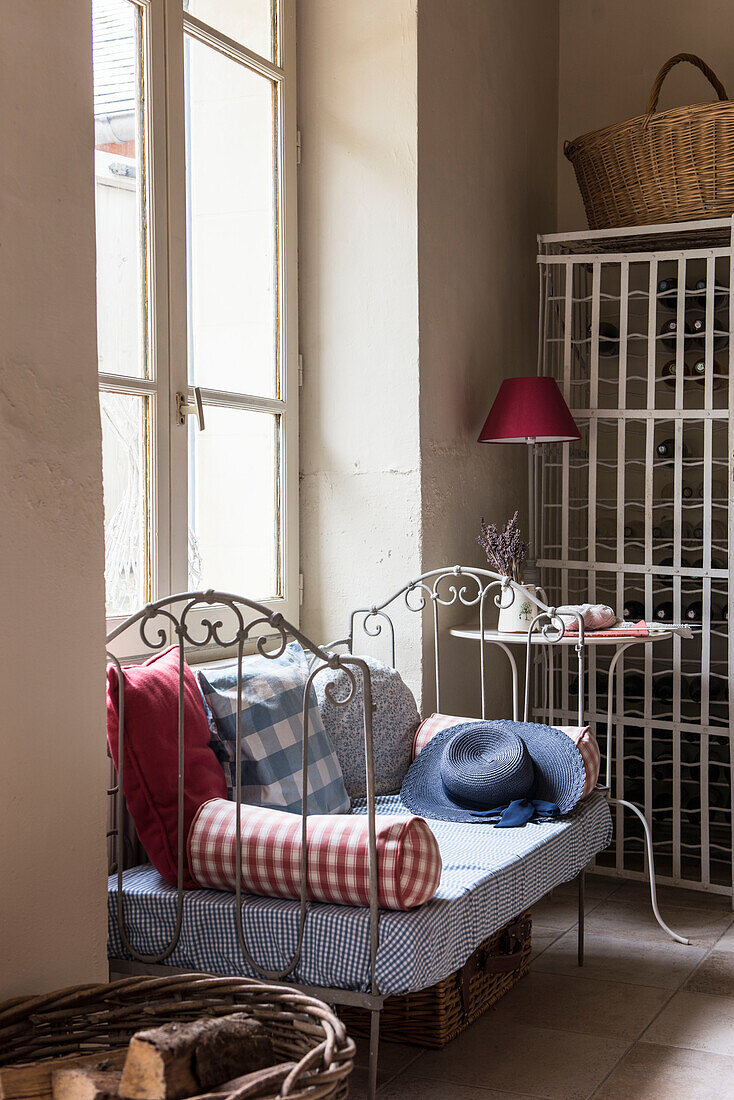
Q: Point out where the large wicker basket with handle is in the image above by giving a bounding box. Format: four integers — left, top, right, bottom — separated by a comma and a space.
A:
565, 53, 734, 230
0, 974, 354, 1100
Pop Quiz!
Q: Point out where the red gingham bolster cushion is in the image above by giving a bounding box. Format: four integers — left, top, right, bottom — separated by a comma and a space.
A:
413, 714, 601, 800
187, 798, 442, 910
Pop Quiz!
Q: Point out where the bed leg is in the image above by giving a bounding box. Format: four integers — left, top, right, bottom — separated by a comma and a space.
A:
577, 869, 585, 967
367, 1008, 380, 1100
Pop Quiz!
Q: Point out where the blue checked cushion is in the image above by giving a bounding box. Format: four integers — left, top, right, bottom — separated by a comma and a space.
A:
196, 643, 350, 815
313, 656, 420, 799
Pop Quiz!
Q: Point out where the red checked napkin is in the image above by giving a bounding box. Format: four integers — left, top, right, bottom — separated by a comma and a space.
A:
564, 619, 649, 638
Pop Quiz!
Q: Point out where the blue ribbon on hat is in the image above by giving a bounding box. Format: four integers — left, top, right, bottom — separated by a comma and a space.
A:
463, 797, 561, 827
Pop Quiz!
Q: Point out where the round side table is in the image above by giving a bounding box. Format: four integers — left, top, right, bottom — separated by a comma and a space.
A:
449, 622, 691, 946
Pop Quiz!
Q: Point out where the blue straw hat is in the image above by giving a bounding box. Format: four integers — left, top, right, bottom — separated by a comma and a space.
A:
400, 720, 586, 825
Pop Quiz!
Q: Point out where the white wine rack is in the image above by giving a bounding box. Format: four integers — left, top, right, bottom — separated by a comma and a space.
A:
537, 218, 734, 899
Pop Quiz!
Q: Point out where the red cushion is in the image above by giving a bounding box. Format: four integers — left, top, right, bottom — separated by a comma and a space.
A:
107, 646, 227, 887
189, 798, 442, 910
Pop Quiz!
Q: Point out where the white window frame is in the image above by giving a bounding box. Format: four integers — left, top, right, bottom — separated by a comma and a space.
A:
99, 0, 299, 642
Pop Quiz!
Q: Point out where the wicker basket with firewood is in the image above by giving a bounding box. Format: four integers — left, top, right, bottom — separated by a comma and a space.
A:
0, 974, 354, 1100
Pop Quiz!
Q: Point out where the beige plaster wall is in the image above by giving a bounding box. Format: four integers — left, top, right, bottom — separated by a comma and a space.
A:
297, 1, 424, 694
0, 1, 108, 996
418, 0, 560, 715
558, 0, 734, 230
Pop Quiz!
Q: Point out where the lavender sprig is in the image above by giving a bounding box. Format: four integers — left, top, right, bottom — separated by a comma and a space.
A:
476, 511, 528, 583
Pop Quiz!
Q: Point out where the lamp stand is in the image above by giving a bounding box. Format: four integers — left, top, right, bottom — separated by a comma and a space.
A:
524, 439, 541, 586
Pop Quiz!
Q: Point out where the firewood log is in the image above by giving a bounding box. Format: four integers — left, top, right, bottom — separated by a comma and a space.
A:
52, 1068, 121, 1100
119, 1016, 273, 1100
0, 1051, 127, 1100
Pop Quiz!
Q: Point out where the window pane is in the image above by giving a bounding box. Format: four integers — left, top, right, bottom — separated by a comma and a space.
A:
184, 0, 276, 62
93, 0, 148, 379
185, 35, 279, 397
101, 392, 150, 615
189, 407, 279, 596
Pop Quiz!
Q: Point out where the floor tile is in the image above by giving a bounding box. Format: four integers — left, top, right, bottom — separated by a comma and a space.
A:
553, 872, 622, 901
711, 921, 734, 954
612, 881, 734, 913
530, 928, 561, 961
533, 926, 706, 989
491, 970, 669, 1040
585, 898, 733, 948
348, 1041, 425, 1100
352, 1035, 423, 1074
377, 1075, 538, 1099
684, 951, 734, 996
594, 1041, 734, 1100
416, 1014, 627, 1100
643, 990, 734, 1056
531, 890, 600, 932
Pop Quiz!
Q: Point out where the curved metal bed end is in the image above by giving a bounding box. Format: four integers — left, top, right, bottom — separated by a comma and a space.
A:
106, 591, 380, 983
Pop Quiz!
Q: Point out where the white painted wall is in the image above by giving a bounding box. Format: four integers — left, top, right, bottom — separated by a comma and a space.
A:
558, 0, 734, 230
0, 1, 108, 996
297, 1, 424, 695
298, 0, 560, 713
418, 0, 559, 716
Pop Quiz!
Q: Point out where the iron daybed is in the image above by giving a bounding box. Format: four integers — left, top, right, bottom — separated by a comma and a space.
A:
106, 566, 612, 1099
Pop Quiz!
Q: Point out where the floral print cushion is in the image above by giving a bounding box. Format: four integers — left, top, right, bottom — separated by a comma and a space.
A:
313, 656, 420, 800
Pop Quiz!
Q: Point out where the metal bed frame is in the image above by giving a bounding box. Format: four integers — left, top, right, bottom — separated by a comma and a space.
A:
107, 566, 588, 1100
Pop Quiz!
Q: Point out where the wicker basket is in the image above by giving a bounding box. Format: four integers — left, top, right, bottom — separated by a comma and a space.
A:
339, 912, 531, 1048
565, 54, 734, 230
0, 974, 355, 1100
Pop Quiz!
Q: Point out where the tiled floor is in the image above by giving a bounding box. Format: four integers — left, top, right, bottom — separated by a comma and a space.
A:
348, 874, 734, 1099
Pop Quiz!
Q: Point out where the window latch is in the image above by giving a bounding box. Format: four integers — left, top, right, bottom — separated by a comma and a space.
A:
176, 387, 205, 430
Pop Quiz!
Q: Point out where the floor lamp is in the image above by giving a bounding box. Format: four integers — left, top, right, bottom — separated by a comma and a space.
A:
477, 376, 581, 586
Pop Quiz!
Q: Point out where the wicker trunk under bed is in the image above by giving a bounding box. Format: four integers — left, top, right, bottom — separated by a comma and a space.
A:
340, 911, 531, 1048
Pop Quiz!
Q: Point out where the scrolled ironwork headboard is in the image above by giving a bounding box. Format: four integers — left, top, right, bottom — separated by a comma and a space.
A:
331, 566, 586, 726
106, 590, 380, 988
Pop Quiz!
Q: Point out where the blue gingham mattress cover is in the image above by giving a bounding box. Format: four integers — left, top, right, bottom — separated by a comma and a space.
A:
108, 791, 612, 996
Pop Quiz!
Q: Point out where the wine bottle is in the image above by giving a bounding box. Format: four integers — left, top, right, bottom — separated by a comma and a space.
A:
690, 315, 728, 351
709, 783, 730, 809
709, 740, 730, 763
694, 277, 728, 312
623, 670, 646, 697
686, 598, 726, 624
653, 673, 675, 702
657, 275, 678, 310
655, 437, 689, 463
660, 359, 692, 388
568, 670, 608, 697
693, 518, 727, 541
710, 763, 729, 787
596, 517, 617, 541
681, 788, 701, 813
624, 521, 642, 539
623, 599, 646, 621
624, 779, 645, 806
588, 321, 619, 357
653, 600, 674, 622
692, 357, 728, 390
660, 318, 691, 352
652, 518, 674, 540
688, 676, 727, 703
694, 479, 726, 499
652, 759, 672, 784
684, 599, 703, 622
625, 757, 645, 782
680, 739, 700, 765
661, 481, 693, 499
658, 555, 692, 568
693, 554, 726, 570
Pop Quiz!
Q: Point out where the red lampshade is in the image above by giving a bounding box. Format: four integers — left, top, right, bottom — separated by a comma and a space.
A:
477, 376, 580, 443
